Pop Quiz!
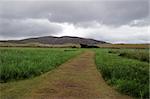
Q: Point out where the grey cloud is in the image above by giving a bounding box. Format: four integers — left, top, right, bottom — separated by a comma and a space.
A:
0, 0, 149, 26
129, 17, 150, 27
75, 21, 101, 28
0, 0, 149, 43
0, 18, 62, 38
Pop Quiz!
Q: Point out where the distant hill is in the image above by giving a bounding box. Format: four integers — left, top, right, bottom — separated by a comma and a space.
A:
0, 36, 108, 45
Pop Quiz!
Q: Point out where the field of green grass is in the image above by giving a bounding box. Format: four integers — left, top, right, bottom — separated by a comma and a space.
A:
0, 48, 81, 83
95, 49, 149, 98
0, 47, 149, 98
108, 49, 149, 62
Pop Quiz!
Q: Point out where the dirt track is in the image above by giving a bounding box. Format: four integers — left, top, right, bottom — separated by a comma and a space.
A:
24, 51, 132, 99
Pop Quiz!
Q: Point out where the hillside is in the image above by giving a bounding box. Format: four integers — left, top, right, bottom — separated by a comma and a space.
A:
0, 36, 107, 45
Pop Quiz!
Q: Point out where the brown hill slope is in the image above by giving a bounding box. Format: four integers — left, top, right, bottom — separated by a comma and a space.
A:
0, 36, 108, 45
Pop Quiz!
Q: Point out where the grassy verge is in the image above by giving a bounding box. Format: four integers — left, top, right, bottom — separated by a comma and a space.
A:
0, 48, 81, 83
97, 44, 149, 49
95, 49, 149, 98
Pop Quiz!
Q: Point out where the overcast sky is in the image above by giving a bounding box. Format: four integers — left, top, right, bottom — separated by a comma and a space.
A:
0, 0, 149, 43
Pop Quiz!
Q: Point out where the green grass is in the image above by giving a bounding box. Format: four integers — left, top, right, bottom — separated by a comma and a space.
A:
95, 49, 149, 98
0, 48, 81, 83
108, 49, 149, 62
0, 47, 149, 98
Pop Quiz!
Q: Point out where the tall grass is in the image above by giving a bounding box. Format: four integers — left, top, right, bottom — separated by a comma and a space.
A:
95, 49, 149, 98
0, 48, 80, 83
108, 49, 149, 62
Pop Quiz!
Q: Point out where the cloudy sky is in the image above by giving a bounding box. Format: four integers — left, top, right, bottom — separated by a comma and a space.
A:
0, 0, 149, 43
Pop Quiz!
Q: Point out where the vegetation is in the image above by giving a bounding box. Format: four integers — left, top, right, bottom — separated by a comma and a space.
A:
0, 47, 149, 98
98, 44, 149, 49
108, 49, 149, 62
0, 42, 80, 48
95, 49, 149, 98
0, 48, 81, 83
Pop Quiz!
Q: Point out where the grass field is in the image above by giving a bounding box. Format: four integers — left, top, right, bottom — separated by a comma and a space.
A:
95, 49, 149, 98
98, 44, 149, 49
0, 48, 81, 83
0, 47, 149, 98
0, 42, 80, 48
108, 49, 149, 62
